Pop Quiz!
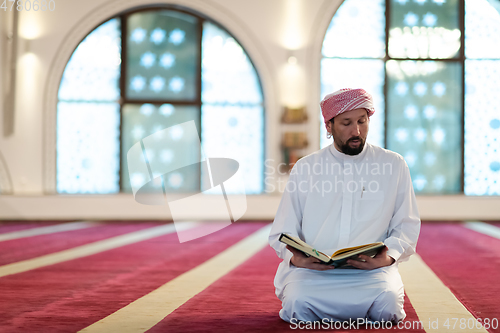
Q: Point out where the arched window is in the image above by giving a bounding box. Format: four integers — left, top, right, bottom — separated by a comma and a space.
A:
321, 0, 500, 195
57, 7, 265, 195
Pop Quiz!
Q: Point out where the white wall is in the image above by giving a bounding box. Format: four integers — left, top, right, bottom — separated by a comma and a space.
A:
0, 194, 500, 221
0, 0, 499, 220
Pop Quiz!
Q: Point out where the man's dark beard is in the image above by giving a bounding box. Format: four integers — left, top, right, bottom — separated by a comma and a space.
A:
339, 136, 365, 155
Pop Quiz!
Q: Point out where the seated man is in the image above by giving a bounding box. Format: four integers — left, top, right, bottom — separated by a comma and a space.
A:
269, 88, 421, 323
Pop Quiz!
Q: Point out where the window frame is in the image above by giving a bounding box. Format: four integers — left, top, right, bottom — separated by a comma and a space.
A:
56, 5, 266, 194
321, 0, 469, 194
382, 0, 466, 193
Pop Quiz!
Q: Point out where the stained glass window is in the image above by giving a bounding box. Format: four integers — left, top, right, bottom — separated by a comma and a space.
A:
57, 8, 265, 194
121, 103, 201, 193
127, 11, 199, 101
389, 0, 460, 59
201, 22, 264, 194
464, 61, 500, 195
386, 60, 462, 193
58, 19, 121, 102
463, 0, 500, 195
322, 0, 385, 58
201, 105, 264, 194
465, 0, 500, 59
202, 23, 262, 105
322, 0, 500, 195
57, 19, 121, 193
57, 102, 120, 194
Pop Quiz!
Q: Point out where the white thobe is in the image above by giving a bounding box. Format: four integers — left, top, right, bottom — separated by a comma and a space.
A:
269, 142, 421, 323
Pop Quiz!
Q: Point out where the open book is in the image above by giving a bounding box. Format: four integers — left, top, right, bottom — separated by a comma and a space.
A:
279, 233, 385, 268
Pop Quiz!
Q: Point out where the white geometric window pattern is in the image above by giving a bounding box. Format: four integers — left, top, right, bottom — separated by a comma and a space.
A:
57, 9, 265, 194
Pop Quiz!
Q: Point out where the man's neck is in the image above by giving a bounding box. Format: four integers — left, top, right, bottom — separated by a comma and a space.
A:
333, 142, 342, 153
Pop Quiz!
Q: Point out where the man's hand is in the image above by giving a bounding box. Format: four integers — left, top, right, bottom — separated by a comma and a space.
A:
286, 245, 335, 271
346, 246, 395, 270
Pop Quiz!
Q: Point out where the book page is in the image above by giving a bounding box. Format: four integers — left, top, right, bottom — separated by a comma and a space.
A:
330, 242, 385, 260
280, 234, 331, 262
284, 234, 312, 249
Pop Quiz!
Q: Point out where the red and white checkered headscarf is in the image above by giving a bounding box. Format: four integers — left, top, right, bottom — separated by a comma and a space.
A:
320, 88, 375, 128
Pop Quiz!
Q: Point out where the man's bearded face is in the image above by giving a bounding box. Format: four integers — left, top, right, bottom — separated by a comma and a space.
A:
328, 108, 369, 156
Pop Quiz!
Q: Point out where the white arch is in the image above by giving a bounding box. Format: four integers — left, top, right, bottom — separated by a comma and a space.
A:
42, 0, 277, 193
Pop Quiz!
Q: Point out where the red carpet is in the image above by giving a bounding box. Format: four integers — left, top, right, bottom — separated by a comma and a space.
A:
0, 222, 160, 265
417, 223, 500, 333
150, 245, 425, 333
0, 222, 266, 332
0, 221, 498, 332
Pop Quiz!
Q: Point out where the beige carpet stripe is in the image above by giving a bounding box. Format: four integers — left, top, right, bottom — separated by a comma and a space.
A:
79, 224, 272, 333
0, 221, 99, 242
399, 254, 487, 332
0, 222, 199, 278
464, 221, 500, 240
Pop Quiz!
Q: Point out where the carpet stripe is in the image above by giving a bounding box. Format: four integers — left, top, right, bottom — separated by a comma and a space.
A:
78, 224, 272, 333
0, 223, 265, 332
0, 222, 198, 278
0, 223, 165, 266
464, 221, 500, 240
150, 245, 424, 333
416, 223, 500, 333
0, 221, 98, 242
399, 254, 488, 333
